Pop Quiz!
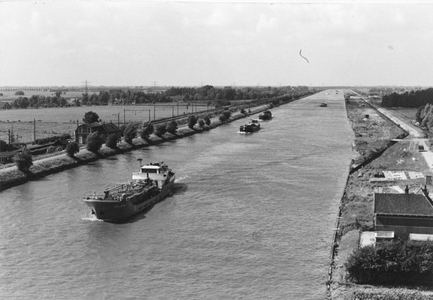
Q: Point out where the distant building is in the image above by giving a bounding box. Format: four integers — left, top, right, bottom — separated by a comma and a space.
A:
373, 187, 433, 241
0, 102, 12, 109
75, 122, 121, 144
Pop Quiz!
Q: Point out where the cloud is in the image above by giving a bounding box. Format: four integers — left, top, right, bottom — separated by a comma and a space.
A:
256, 13, 277, 32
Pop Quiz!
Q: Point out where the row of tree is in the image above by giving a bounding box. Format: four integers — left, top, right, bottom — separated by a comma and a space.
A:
10, 95, 79, 109
381, 88, 433, 108
415, 103, 433, 128
8, 85, 311, 108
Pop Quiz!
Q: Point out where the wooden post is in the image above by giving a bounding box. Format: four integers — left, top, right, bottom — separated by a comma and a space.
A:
33, 119, 36, 142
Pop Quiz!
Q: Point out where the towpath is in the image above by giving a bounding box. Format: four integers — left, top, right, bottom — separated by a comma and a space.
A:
351, 90, 433, 171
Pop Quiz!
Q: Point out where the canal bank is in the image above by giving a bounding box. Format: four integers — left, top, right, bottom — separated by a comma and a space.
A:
0, 104, 275, 192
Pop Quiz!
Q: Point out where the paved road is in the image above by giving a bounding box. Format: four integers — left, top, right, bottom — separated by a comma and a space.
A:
350, 90, 433, 172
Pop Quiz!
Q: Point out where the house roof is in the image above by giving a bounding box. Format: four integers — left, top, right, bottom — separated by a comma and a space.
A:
374, 193, 433, 216
101, 123, 120, 133
0, 101, 11, 109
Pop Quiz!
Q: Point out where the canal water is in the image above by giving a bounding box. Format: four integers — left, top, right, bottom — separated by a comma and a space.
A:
0, 91, 354, 300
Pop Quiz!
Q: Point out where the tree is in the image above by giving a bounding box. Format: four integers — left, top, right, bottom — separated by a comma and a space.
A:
123, 123, 137, 144
153, 124, 166, 136
0, 140, 8, 152
13, 149, 32, 172
66, 141, 80, 157
83, 111, 100, 124
140, 122, 154, 140
105, 134, 118, 149
15, 91, 24, 96
166, 120, 178, 133
188, 114, 197, 129
86, 132, 104, 152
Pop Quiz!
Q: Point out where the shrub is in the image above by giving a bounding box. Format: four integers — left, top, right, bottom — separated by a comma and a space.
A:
13, 149, 32, 172
86, 132, 104, 152
15, 91, 24, 96
105, 134, 118, 149
166, 120, 178, 133
140, 122, 154, 140
204, 115, 211, 125
345, 240, 433, 286
0, 139, 9, 152
198, 119, 205, 128
154, 124, 167, 136
66, 141, 80, 157
188, 115, 197, 129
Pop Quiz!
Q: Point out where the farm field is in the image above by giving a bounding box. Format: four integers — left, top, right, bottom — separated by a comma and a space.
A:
0, 90, 84, 101
0, 104, 210, 144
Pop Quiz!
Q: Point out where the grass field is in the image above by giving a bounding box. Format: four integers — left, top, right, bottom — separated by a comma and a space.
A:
0, 104, 211, 144
0, 90, 84, 101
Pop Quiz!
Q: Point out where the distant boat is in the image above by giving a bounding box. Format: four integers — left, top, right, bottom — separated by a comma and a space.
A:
239, 119, 261, 133
320, 103, 327, 107
259, 110, 272, 120
83, 161, 175, 222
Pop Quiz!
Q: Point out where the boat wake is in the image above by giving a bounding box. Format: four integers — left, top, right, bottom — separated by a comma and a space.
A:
175, 175, 189, 182
82, 214, 103, 222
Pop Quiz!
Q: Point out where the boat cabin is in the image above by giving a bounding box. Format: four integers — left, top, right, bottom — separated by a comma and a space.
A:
132, 162, 173, 189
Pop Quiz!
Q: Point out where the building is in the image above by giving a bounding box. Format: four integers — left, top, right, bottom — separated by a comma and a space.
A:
373, 187, 433, 241
0, 102, 12, 109
75, 122, 121, 144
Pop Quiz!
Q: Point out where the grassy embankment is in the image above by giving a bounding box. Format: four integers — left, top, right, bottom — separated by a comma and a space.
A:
0, 105, 270, 192
330, 97, 433, 299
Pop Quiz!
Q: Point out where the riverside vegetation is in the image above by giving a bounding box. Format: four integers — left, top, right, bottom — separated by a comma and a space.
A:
330, 93, 433, 300
0, 92, 307, 192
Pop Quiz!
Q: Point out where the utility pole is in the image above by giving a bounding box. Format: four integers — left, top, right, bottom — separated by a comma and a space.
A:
33, 119, 36, 142
82, 79, 91, 94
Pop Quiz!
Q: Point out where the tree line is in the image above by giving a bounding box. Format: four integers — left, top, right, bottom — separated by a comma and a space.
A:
381, 88, 433, 108
8, 85, 310, 108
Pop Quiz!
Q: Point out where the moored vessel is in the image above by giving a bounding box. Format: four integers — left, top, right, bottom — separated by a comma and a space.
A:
83, 160, 175, 221
239, 119, 261, 133
259, 110, 272, 120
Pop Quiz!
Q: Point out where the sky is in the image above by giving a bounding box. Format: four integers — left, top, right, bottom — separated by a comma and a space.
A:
1, 1, 433, 87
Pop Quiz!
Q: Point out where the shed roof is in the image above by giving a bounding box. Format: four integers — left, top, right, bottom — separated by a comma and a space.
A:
374, 193, 433, 216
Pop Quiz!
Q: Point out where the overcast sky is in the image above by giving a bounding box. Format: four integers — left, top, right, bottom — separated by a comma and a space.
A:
1, 1, 432, 87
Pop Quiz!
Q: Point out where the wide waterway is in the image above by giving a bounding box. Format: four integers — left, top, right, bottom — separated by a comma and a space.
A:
0, 90, 354, 300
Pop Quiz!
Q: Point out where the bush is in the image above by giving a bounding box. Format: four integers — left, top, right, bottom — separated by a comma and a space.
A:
345, 240, 433, 286
166, 120, 178, 133
15, 91, 24, 96
13, 149, 32, 172
198, 119, 205, 128
188, 115, 197, 129
105, 134, 118, 149
0, 139, 9, 152
204, 116, 211, 125
86, 132, 104, 152
34, 134, 71, 145
140, 122, 154, 140
154, 124, 167, 136
66, 141, 80, 157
